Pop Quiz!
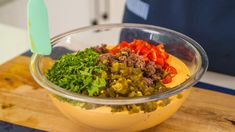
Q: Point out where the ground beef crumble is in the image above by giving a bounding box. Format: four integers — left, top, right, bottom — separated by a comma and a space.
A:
96, 46, 164, 86
93, 44, 108, 54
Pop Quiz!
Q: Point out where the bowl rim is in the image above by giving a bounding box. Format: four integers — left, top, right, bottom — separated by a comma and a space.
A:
30, 23, 208, 105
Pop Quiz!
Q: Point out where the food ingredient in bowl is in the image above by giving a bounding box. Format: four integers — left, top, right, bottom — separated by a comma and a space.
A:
46, 40, 184, 113
49, 51, 191, 130
46, 48, 106, 96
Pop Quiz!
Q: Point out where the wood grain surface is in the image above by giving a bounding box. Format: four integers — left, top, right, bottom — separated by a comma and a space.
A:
0, 56, 234, 132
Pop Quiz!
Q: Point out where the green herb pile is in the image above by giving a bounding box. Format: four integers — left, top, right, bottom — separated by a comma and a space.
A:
47, 48, 107, 96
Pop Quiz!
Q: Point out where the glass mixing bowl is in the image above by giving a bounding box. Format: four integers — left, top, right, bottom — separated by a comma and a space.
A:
30, 24, 208, 131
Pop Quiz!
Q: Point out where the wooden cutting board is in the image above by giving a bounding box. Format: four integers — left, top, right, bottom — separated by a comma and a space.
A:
0, 56, 234, 132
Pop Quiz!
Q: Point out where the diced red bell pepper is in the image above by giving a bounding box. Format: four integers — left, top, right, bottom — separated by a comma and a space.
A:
156, 44, 164, 51
144, 41, 152, 49
148, 50, 157, 61
129, 43, 136, 51
162, 75, 172, 84
165, 65, 177, 77
136, 44, 144, 55
109, 41, 129, 54
109, 48, 119, 54
109, 45, 122, 54
140, 47, 151, 56
119, 41, 129, 48
156, 57, 165, 67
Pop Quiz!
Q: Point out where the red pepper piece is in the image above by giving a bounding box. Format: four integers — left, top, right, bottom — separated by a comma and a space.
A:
149, 50, 157, 61
165, 65, 177, 77
162, 75, 172, 84
119, 41, 129, 48
156, 57, 165, 67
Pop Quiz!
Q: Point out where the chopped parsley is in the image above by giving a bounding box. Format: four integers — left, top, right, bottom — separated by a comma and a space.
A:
46, 48, 106, 96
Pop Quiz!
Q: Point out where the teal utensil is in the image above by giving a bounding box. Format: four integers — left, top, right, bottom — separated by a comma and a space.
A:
27, 0, 51, 55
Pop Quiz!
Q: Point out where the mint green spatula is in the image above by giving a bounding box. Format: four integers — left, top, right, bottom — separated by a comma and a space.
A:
27, 0, 51, 55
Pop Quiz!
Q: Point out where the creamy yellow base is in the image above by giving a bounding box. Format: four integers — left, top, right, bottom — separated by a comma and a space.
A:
50, 55, 190, 131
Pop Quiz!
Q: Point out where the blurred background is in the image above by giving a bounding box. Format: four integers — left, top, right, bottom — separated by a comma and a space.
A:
0, 0, 125, 36
0, 0, 125, 64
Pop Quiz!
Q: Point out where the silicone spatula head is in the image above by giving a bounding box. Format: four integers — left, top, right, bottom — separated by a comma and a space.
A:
27, 0, 51, 55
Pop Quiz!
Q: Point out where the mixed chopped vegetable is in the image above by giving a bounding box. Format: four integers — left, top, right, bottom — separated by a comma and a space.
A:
46, 39, 178, 113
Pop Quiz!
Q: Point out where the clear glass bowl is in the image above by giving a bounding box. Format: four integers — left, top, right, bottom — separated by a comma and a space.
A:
30, 23, 208, 131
